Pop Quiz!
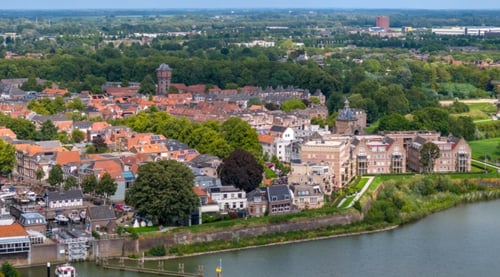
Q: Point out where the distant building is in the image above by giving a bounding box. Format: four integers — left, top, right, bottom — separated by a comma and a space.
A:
335, 99, 367, 136
156, 63, 172, 95
376, 16, 390, 31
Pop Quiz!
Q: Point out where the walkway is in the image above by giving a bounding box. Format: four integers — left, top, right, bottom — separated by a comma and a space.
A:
337, 176, 375, 209
472, 159, 500, 172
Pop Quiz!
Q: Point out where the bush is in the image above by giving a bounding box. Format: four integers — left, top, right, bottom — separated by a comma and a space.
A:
148, 245, 166, 256
91, 231, 100, 239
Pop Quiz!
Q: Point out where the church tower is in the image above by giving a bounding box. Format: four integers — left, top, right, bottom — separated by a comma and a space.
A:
156, 64, 172, 95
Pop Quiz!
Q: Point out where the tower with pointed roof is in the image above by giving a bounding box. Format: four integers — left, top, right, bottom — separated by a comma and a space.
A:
335, 98, 366, 135
156, 63, 172, 95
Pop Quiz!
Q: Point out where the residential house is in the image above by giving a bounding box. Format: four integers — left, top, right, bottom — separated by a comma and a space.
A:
30, 115, 73, 133
0, 126, 17, 140
86, 205, 118, 233
266, 185, 294, 215
288, 162, 334, 193
246, 188, 268, 217
290, 184, 324, 210
188, 154, 222, 178
193, 187, 219, 224
46, 189, 84, 209
208, 186, 247, 212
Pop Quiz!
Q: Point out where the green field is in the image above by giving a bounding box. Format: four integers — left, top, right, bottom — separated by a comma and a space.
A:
469, 137, 500, 162
453, 102, 496, 120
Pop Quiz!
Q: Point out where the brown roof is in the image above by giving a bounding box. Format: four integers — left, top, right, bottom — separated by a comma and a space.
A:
0, 222, 28, 237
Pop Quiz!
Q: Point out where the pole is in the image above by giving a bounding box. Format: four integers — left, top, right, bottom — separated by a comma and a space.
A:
47, 262, 50, 277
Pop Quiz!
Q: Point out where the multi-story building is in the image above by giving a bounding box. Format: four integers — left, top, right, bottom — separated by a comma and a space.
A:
351, 135, 406, 175
335, 99, 366, 135
407, 135, 471, 173
300, 137, 353, 189
376, 16, 390, 31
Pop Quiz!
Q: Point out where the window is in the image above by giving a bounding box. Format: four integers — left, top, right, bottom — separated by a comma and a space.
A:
223, 194, 227, 199
238, 193, 242, 198
272, 196, 277, 201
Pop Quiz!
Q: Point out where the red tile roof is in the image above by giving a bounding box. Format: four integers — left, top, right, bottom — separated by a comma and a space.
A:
0, 222, 28, 237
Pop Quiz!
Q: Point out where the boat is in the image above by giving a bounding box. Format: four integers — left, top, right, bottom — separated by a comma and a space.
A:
55, 263, 77, 277
54, 214, 69, 224
68, 210, 80, 224
26, 191, 37, 202
79, 209, 86, 221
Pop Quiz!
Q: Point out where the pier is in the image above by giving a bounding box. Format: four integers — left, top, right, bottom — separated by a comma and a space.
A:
98, 257, 204, 277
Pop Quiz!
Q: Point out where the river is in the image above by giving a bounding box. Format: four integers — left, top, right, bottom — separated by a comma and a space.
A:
20, 200, 500, 277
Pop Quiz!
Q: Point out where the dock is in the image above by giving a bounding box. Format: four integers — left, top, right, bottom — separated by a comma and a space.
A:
98, 257, 204, 277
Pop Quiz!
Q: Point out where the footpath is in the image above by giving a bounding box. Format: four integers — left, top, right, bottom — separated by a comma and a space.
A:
337, 176, 375, 209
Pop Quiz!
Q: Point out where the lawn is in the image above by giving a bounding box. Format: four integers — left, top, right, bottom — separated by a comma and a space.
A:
451, 102, 496, 120
469, 137, 500, 162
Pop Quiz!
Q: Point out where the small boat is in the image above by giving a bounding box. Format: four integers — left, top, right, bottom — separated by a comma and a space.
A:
79, 209, 86, 221
68, 210, 80, 224
26, 191, 37, 202
55, 263, 77, 277
54, 214, 69, 224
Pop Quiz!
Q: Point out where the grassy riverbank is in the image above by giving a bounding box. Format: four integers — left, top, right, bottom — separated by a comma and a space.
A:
137, 175, 500, 257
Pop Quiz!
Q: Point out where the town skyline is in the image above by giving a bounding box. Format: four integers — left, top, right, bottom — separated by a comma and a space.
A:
2, 0, 500, 10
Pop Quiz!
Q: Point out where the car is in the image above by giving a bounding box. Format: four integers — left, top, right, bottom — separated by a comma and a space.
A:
122, 205, 133, 212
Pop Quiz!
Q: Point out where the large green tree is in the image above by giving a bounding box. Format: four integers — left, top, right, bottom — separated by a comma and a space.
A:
125, 160, 199, 225
0, 139, 15, 175
64, 176, 78, 191
36, 120, 58, 141
221, 117, 262, 158
139, 74, 156, 94
217, 149, 264, 193
82, 174, 98, 195
420, 142, 441, 174
71, 129, 86, 143
48, 164, 63, 187
96, 172, 118, 202
1, 261, 19, 277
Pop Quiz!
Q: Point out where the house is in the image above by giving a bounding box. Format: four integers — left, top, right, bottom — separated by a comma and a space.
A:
0, 221, 30, 263
208, 186, 247, 212
290, 184, 325, 210
266, 185, 294, 215
18, 213, 46, 245
193, 187, 219, 224
351, 135, 406, 175
86, 205, 117, 233
188, 154, 222, 177
47, 189, 84, 209
246, 188, 268, 217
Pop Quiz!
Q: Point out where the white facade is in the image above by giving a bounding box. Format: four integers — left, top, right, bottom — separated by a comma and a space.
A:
209, 186, 247, 212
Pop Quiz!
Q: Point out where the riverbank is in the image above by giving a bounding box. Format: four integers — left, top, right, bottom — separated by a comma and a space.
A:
128, 176, 500, 260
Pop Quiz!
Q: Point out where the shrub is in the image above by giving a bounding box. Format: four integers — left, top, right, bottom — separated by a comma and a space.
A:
148, 245, 166, 256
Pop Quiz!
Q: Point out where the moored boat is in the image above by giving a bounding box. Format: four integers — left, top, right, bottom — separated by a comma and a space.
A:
54, 214, 69, 224
55, 263, 77, 277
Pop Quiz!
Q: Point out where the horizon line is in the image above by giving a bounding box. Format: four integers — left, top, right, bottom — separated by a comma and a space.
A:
0, 7, 499, 11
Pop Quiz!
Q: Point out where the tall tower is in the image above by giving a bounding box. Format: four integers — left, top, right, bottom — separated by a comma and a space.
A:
156, 63, 172, 95
376, 16, 390, 31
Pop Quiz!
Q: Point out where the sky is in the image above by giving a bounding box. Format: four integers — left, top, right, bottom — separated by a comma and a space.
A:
2, 0, 500, 10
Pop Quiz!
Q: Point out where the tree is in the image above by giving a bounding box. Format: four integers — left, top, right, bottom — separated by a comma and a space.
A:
71, 129, 86, 143
221, 117, 262, 158
281, 98, 307, 112
35, 167, 45, 184
48, 164, 63, 188
96, 172, 118, 202
67, 97, 85, 111
20, 77, 42, 92
91, 135, 107, 153
125, 160, 199, 225
82, 174, 98, 195
139, 74, 156, 94
420, 142, 441, 174
1, 261, 19, 277
36, 120, 58, 141
64, 176, 78, 191
217, 149, 264, 193
0, 139, 15, 175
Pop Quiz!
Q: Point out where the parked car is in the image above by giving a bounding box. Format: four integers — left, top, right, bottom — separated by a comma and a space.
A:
122, 205, 133, 212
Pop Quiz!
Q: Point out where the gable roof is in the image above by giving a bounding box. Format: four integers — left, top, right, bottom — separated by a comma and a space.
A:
56, 151, 80, 165
267, 185, 292, 202
47, 189, 84, 202
258, 134, 276, 144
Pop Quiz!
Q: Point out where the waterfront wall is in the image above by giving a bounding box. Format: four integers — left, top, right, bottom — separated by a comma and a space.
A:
30, 244, 58, 264
122, 212, 362, 254
93, 238, 125, 258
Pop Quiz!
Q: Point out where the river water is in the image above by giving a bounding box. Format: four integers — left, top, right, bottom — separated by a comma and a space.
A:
21, 200, 500, 277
